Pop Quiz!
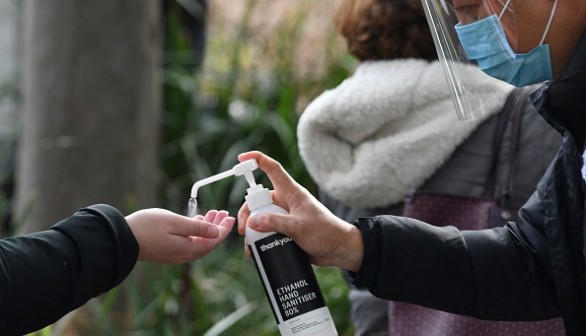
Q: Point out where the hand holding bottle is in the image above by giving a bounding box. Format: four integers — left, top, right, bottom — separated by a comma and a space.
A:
237, 151, 364, 273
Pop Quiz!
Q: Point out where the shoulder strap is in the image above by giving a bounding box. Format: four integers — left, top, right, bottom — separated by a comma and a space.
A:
483, 86, 536, 201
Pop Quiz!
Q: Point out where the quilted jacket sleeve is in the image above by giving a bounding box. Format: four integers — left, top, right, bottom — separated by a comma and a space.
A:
350, 202, 561, 321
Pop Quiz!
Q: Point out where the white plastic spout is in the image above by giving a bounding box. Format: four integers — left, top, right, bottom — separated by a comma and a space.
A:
190, 159, 259, 198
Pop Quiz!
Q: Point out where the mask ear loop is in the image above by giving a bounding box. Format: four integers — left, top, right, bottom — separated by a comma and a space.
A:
498, 0, 512, 19
539, 0, 558, 45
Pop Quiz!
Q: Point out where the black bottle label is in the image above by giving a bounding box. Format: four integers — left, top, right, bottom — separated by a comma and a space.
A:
252, 233, 327, 322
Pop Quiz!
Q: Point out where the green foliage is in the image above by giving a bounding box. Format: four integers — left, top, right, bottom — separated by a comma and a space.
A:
160, 0, 357, 216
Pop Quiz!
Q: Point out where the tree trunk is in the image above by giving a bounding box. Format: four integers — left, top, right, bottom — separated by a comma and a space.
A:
0, 0, 18, 236
16, 0, 162, 233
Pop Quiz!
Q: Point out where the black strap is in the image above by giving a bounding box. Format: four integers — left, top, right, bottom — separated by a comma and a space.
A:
482, 90, 516, 198
482, 86, 536, 202
502, 87, 531, 201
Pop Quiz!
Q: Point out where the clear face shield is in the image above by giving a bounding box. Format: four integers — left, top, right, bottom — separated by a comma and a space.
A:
422, 0, 558, 120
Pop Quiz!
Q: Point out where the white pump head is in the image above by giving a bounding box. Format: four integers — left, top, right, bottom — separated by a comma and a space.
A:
190, 159, 259, 198
231, 159, 273, 210
233, 159, 259, 188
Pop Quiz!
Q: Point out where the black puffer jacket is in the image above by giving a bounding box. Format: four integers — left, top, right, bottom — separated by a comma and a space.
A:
0, 204, 138, 336
351, 32, 586, 335
326, 85, 562, 336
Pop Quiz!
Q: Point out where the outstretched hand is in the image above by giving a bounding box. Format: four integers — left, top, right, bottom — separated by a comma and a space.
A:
237, 151, 364, 272
126, 208, 234, 264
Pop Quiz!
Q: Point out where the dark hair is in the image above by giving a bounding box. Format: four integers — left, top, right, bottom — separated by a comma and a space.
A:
335, 0, 437, 62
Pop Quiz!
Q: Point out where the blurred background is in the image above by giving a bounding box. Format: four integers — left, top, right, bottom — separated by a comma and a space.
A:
0, 0, 358, 334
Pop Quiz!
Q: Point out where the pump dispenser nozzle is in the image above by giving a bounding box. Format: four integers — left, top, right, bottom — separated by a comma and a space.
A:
233, 160, 272, 210
188, 158, 271, 216
190, 159, 259, 198
233, 161, 258, 189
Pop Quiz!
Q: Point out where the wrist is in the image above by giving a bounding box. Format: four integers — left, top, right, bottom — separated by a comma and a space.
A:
125, 214, 145, 262
335, 222, 364, 273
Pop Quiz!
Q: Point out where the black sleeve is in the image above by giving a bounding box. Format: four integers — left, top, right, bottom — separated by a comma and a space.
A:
350, 193, 561, 321
0, 204, 139, 336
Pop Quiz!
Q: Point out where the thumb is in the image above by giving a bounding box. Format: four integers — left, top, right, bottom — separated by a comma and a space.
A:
248, 212, 296, 237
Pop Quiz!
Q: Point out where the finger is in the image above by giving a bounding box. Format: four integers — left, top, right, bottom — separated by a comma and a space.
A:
186, 216, 235, 255
212, 210, 230, 225
194, 220, 221, 238
171, 217, 220, 238
204, 209, 219, 223
248, 212, 296, 237
216, 216, 235, 239
237, 201, 250, 234
243, 237, 252, 259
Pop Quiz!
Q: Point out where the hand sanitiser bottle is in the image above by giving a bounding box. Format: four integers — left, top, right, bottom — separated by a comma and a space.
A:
189, 160, 338, 336
244, 179, 338, 336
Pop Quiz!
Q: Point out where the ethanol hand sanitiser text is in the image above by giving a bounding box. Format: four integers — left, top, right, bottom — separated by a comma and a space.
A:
189, 160, 338, 336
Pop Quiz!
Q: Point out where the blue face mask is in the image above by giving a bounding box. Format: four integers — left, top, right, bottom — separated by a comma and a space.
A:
454, 0, 558, 87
